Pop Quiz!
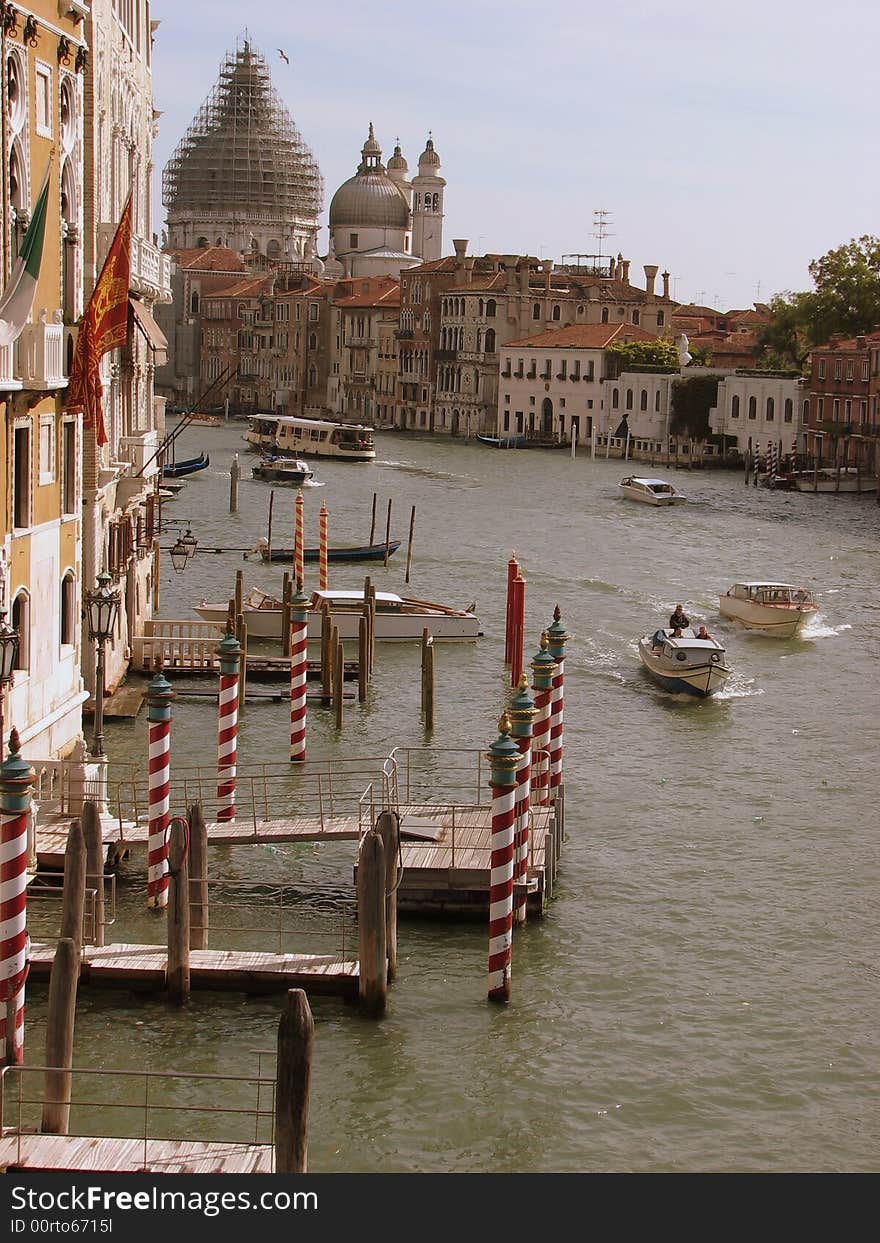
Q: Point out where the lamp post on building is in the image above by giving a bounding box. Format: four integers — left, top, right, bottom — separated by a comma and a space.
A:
0, 610, 20, 763
85, 572, 120, 760
169, 526, 198, 574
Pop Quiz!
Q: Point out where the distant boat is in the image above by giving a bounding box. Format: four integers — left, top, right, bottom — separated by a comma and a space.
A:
162, 452, 210, 479
251, 456, 314, 485
255, 537, 401, 564
476, 433, 527, 449
719, 582, 818, 638
619, 476, 687, 505
790, 468, 877, 494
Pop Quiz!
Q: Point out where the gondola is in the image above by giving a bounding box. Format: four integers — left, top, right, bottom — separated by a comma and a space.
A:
255, 538, 402, 564
162, 452, 210, 479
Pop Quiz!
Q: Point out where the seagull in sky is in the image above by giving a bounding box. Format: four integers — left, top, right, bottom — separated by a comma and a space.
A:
278, 48, 290, 64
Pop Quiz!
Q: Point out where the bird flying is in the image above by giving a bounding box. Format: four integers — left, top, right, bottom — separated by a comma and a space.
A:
278, 49, 289, 64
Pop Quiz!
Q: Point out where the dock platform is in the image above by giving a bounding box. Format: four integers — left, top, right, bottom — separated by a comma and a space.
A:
0, 1134, 274, 1173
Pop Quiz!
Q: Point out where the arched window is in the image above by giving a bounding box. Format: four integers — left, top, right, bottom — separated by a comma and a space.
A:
478, 299, 484, 316
784, 398, 793, 423
601, 307, 609, 323
612, 389, 619, 409
432, 193, 439, 210
475, 329, 482, 353
626, 389, 633, 410
657, 310, 665, 327
60, 571, 76, 647
576, 305, 585, 316
11, 591, 29, 672
532, 303, 541, 320
308, 333, 317, 351
640, 389, 648, 410
766, 397, 774, 421
632, 310, 640, 325
486, 299, 496, 318
655, 391, 661, 412
748, 396, 757, 419
190, 291, 200, 315
731, 395, 740, 418
552, 305, 560, 321
308, 366, 317, 387
197, 236, 209, 249
485, 329, 496, 353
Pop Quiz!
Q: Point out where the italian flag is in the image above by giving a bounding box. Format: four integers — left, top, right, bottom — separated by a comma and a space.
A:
0, 169, 50, 348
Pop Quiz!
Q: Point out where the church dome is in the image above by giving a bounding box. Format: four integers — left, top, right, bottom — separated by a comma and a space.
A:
387, 143, 408, 173
329, 125, 409, 230
418, 136, 441, 168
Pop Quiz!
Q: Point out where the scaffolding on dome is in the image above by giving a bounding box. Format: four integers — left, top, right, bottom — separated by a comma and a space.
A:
162, 38, 323, 220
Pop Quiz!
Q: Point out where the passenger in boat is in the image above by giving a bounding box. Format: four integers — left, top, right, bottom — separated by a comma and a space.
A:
672, 627, 683, 638
669, 604, 689, 629
697, 625, 713, 640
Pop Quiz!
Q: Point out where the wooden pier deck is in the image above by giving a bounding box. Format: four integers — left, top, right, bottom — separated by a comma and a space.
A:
28, 941, 359, 997
0, 1134, 274, 1173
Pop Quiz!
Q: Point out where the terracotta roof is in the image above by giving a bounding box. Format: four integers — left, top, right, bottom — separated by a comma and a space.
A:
203, 276, 274, 300
674, 302, 721, 317
669, 316, 716, 335
333, 276, 401, 309
505, 323, 659, 349
814, 330, 880, 351
170, 246, 247, 273
726, 308, 770, 325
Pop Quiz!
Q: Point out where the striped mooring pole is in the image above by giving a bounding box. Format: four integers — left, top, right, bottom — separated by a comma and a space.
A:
319, 501, 329, 592
0, 729, 34, 1065
295, 490, 305, 590
508, 674, 537, 927
146, 666, 175, 910
216, 622, 242, 822
546, 606, 570, 800
529, 633, 557, 807
504, 552, 519, 666
486, 713, 522, 1003
289, 582, 310, 762
509, 571, 526, 688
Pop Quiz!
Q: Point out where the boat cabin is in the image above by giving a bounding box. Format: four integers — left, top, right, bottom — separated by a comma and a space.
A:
311, 589, 403, 612
726, 583, 815, 606
650, 628, 724, 661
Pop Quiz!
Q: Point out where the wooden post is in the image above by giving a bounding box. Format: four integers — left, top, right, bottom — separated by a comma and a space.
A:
267, 489, 275, 559
59, 820, 86, 950
422, 634, 434, 730
188, 803, 209, 950
369, 589, 377, 678
281, 573, 292, 658
334, 639, 344, 730
234, 568, 244, 621
320, 607, 332, 702
383, 498, 392, 567
504, 553, 518, 666
358, 615, 368, 702
356, 828, 387, 1016
229, 453, 240, 513
237, 622, 248, 712
81, 801, 104, 948
375, 811, 399, 982
152, 540, 160, 611
404, 504, 416, 584
275, 989, 313, 1174
167, 818, 190, 1005
368, 492, 377, 546
40, 937, 80, 1135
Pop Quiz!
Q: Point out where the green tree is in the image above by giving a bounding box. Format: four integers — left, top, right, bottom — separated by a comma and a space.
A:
606, 338, 680, 369
670, 374, 720, 440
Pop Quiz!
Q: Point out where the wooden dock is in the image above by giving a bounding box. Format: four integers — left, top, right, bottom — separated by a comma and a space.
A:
0, 1134, 274, 1173
28, 941, 359, 997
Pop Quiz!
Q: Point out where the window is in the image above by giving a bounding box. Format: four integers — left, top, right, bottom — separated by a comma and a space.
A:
640, 389, 648, 410
13, 423, 30, 528
657, 310, 665, 327
626, 389, 633, 410
552, 305, 560, 321
35, 63, 52, 137
62, 420, 76, 513
834, 360, 842, 380
748, 396, 757, 420
784, 398, 793, 423
532, 303, 540, 320
350, 233, 358, 249
601, 308, 609, 323
485, 300, 496, 318
862, 360, 869, 381
612, 389, 619, 409
190, 291, 200, 315
632, 311, 640, 325
766, 397, 774, 421
655, 391, 660, 412
846, 360, 854, 381
39, 415, 55, 484
818, 359, 826, 380
60, 572, 76, 647
485, 329, 496, 353
586, 361, 594, 381
731, 395, 740, 419
11, 592, 29, 672
308, 303, 319, 322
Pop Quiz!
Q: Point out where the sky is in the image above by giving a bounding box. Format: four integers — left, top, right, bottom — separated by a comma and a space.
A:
149, 0, 880, 312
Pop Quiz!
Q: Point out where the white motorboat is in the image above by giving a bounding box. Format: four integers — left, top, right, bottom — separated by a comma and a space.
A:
790, 468, 876, 494
251, 456, 314, 485
619, 476, 687, 505
194, 587, 482, 641
719, 582, 818, 638
638, 627, 731, 698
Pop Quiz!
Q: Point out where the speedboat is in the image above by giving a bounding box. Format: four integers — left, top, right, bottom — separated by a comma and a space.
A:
194, 587, 482, 641
251, 456, 314, 485
638, 627, 731, 697
719, 582, 818, 638
619, 476, 687, 505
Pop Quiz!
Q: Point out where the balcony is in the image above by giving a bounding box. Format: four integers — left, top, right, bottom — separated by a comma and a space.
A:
120, 430, 160, 477
98, 225, 173, 303
16, 311, 66, 390
500, 367, 511, 378
0, 341, 22, 391
434, 349, 457, 362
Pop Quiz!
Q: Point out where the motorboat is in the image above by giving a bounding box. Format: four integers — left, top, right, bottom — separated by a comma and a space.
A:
251, 456, 314, 485
638, 627, 731, 698
619, 476, 687, 505
252, 537, 402, 564
162, 452, 210, 479
194, 587, 482, 641
719, 582, 818, 638
790, 468, 876, 494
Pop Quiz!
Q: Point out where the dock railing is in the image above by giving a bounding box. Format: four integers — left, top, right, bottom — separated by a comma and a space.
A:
184, 879, 356, 961
0, 1064, 277, 1171
26, 871, 117, 944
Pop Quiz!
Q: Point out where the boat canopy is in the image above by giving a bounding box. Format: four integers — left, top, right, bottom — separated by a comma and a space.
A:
313, 590, 403, 606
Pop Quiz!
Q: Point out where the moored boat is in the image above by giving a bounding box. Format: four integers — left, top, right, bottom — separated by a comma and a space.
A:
476, 433, 527, 449
162, 452, 210, 479
719, 581, 818, 637
194, 587, 482, 641
790, 468, 876, 493
619, 476, 687, 505
253, 537, 401, 564
638, 627, 731, 697
251, 456, 314, 485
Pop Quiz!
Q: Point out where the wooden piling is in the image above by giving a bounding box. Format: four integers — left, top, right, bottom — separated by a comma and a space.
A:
152, 540, 160, 612
41, 938, 80, 1135
188, 803, 209, 950
375, 811, 399, 982
281, 573, 292, 658
229, 454, 240, 513
59, 820, 86, 950
334, 639, 344, 730
267, 489, 275, 559
358, 615, 368, 702
421, 631, 434, 730
356, 828, 387, 1016
405, 504, 416, 584
369, 589, 377, 678
81, 801, 104, 948
167, 818, 190, 1005
368, 493, 377, 546
234, 569, 244, 620
274, 989, 313, 1174
237, 622, 248, 711
320, 606, 332, 702
383, 498, 392, 567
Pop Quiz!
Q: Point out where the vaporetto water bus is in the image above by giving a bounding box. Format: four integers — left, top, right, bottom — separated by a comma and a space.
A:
244, 414, 376, 462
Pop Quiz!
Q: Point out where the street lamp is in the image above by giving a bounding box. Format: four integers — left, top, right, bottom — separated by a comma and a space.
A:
85, 571, 120, 759
169, 526, 198, 575
0, 609, 20, 762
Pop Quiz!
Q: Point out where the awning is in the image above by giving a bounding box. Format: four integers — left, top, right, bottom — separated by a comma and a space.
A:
129, 297, 168, 364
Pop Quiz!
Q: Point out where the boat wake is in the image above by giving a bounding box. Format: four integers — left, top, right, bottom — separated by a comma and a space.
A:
715, 673, 763, 700
799, 618, 850, 640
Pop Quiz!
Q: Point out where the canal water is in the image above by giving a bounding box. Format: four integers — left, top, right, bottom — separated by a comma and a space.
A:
23, 423, 880, 1171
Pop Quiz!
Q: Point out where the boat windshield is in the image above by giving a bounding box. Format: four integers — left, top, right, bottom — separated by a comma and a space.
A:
332, 427, 374, 450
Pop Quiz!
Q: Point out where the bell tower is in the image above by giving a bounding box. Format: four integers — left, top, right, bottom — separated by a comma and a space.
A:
411, 134, 445, 262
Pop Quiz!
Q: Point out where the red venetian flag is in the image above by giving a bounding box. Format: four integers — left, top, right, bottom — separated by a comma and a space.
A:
66, 193, 133, 446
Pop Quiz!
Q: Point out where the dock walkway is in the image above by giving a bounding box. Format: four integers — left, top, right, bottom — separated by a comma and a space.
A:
0, 1134, 273, 1173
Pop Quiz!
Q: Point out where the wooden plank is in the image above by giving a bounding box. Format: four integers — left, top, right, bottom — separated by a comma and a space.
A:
0, 1134, 274, 1174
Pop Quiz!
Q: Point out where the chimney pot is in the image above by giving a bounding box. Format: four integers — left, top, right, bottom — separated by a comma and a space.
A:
644, 264, 659, 300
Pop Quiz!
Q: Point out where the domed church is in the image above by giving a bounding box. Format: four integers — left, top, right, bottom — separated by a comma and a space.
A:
326, 125, 446, 278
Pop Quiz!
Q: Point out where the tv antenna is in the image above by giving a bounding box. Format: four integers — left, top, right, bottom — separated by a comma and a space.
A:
593, 209, 614, 259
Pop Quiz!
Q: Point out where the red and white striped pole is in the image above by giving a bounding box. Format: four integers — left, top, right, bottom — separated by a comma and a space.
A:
529, 633, 557, 807
508, 675, 537, 926
294, 490, 305, 590
503, 552, 518, 666
546, 606, 569, 800
289, 582, 310, 762
486, 713, 522, 1003
0, 728, 34, 1065
146, 666, 175, 910
216, 622, 242, 822
509, 571, 526, 688
319, 501, 329, 592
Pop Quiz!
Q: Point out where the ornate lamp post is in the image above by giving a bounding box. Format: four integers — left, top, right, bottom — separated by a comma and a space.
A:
85, 572, 120, 759
0, 610, 20, 763
169, 526, 198, 574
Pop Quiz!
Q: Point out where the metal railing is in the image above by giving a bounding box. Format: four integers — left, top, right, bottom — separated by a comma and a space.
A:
26, 871, 117, 944
0, 1064, 276, 1171
189, 879, 356, 960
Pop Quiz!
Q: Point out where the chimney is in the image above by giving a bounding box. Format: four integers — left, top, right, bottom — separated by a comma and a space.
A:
622, 259, 630, 284
615, 252, 623, 280
661, 271, 670, 300
643, 264, 658, 300
464, 256, 476, 284
452, 238, 467, 281
542, 257, 552, 292
504, 255, 518, 292
518, 257, 530, 294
